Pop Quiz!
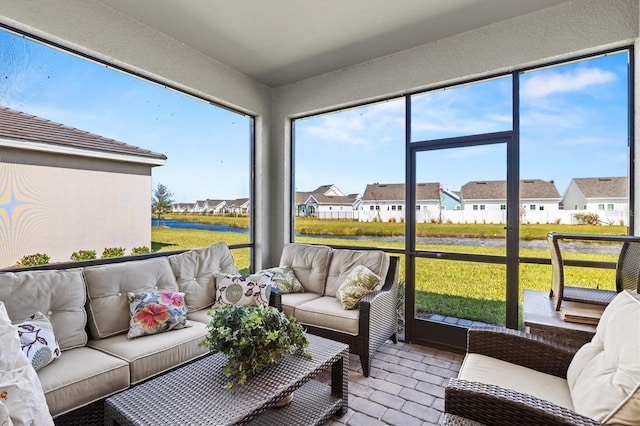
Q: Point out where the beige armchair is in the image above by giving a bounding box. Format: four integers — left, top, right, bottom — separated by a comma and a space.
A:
445, 291, 640, 425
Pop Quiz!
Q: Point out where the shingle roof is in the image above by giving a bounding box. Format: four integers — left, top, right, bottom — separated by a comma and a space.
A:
309, 193, 358, 205
571, 177, 627, 198
461, 179, 561, 200
362, 183, 440, 201
0, 107, 166, 161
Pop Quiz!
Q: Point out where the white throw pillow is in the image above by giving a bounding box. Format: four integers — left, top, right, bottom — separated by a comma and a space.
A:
212, 273, 271, 308
0, 302, 54, 426
17, 312, 61, 371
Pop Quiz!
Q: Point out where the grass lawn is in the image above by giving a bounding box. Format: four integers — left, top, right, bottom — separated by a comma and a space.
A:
153, 220, 621, 326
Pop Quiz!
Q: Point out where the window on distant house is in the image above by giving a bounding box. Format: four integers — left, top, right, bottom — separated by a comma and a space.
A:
539, 206, 544, 211
370, 206, 374, 210
416, 205, 421, 210
473, 205, 479, 211
598, 204, 605, 210
392, 205, 396, 211
375, 206, 380, 211
480, 205, 486, 211
500, 204, 506, 210
607, 204, 614, 211
530, 205, 536, 210
398, 205, 403, 211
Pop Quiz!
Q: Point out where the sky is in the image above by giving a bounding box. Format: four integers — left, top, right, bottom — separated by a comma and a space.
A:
0, 28, 629, 203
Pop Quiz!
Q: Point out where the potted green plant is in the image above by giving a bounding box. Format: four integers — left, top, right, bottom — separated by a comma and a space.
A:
200, 304, 312, 389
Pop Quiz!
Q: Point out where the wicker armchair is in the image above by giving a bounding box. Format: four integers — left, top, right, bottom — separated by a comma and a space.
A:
301, 255, 400, 377
444, 327, 603, 426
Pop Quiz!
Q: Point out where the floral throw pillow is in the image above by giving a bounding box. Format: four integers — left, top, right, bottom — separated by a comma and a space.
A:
255, 266, 304, 293
213, 273, 271, 308
127, 291, 191, 339
17, 312, 61, 371
336, 265, 383, 310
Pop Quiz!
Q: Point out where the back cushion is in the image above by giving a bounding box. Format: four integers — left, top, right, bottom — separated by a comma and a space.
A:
83, 257, 178, 339
567, 290, 640, 424
279, 244, 332, 294
325, 249, 390, 297
168, 242, 239, 311
0, 269, 87, 350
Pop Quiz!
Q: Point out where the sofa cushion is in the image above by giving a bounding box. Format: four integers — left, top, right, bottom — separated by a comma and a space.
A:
0, 302, 54, 425
168, 242, 240, 312
127, 291, 191, 338
459, 353, 574, 410
83, 257, 179, 339
294, 296, 360, 335
17, 312, 61, 371
38, 346, 129, 417
0, 269, 87, 350
279, 293, 323, 317
279, 243, 332, 294
87, 321, 209, 384
325, 248, 389, 297
567, 290, 640, 424
336, 265, 383, 309
186, 308, 213, 325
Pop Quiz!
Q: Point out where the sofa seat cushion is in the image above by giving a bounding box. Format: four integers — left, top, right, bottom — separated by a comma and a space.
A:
0, 269, 87, 350
186, 308, 213, 325
325, 249, 389, 297
459, 353, 574, 411
87, 321, 209, 384
566, 290, 640, 424
280, 293, 323, 317
168, 242, 240, 312
38, 347, 129, 417
83, 257, 179, 339
294, 296, 360, 336
279, 243, 332, 294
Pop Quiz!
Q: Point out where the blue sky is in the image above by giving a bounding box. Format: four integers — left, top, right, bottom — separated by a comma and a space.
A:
1, 29, 629, 202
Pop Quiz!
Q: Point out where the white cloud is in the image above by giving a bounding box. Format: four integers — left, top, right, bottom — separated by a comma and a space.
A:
521, 67, 615, 99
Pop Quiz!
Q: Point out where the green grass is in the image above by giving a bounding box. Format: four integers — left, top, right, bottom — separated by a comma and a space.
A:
153, 222, 620, 326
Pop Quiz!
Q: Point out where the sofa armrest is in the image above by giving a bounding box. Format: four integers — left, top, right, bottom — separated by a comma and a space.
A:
467, 327, 576, 378
445, 378, 603, 426
358, 256, 399, 334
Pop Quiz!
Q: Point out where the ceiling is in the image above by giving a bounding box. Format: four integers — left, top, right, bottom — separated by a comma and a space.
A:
98, 0, 571, 88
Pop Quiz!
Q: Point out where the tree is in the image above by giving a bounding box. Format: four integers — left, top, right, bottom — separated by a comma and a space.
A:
152, 183, 174, 226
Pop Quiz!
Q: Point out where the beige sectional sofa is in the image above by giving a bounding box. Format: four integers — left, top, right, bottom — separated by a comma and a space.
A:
277, 243, 400, 377
0, 242, 244, 422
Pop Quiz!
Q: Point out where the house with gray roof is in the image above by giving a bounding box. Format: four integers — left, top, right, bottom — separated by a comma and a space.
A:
360, 182, 441, 222
562, 177, 627, 223
460, 179, 561, 224
224, 198, 250, 214
0, 106, 166, 268
295, 184, 355, 218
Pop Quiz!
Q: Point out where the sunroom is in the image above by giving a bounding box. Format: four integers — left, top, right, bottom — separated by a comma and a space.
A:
0, 1, 638, 425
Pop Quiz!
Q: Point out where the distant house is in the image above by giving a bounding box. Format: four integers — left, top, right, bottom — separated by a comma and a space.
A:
562, 177, 627, 212
172, 202, 195, 213
460, 179, 561, 223
440, 188, 461, 211
360, 182, 440, 222
296, 184, 356, 218
0, 106, 166, 268
224, 198, 250, 214
204, 199, 226, 214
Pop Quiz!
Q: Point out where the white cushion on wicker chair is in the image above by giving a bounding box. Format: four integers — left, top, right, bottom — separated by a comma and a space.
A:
279, 243, 332, 294
459, 353, 574, 410
294, 296, 360, 335
567, 290, 640, 424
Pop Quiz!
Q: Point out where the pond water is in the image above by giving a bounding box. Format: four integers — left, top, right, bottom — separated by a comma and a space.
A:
154, 220, 620, 254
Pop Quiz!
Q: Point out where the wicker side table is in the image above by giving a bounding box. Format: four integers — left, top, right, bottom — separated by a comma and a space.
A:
104, 334, 348, 425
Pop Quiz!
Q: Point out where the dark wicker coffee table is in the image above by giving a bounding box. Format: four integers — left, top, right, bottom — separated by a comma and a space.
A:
104, 334, 348, 425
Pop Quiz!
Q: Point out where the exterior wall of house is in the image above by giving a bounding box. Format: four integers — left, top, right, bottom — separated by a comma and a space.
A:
0, 147, 152, 268
562, 182, 587, 210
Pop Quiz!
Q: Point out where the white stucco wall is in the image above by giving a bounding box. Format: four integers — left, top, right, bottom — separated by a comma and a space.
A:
272, 0, 640, 258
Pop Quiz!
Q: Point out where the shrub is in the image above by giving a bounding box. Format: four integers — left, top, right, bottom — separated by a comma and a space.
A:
102, 247, 125, 258
70, 250, 97, 261
17, 253, 50, 267
131, 246, 151, 255
573, 212, 600, 226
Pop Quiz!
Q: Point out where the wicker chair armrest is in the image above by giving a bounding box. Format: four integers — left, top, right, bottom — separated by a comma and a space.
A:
269, 287, 282, 311
445, 378, 603, 426
467, 327, 576, 377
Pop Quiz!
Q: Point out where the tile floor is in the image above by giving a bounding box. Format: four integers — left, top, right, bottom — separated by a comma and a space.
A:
324, 340, 464, 426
